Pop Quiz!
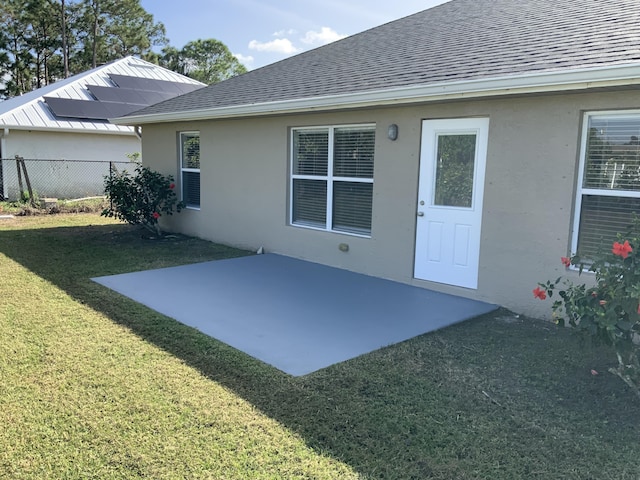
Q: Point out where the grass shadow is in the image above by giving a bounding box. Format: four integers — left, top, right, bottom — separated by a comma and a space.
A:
2, 218, 640, 479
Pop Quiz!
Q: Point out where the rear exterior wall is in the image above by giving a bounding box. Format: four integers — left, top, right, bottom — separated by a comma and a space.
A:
139, 90, 640, 317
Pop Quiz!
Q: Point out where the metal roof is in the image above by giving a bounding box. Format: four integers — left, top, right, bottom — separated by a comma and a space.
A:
0, 56, 204, 134
118, 0, 640, 123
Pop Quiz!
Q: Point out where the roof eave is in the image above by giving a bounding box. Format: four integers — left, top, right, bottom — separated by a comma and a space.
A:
0, 124, 137, 135
111, 63, 640, 125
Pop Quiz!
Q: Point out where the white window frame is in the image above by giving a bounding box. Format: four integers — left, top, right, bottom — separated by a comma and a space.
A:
289, 123, 375, 237
571, 110, 640, 257
179, 131, 200, 210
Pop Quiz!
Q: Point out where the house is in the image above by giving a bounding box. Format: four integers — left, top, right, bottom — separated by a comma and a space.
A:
112, 0, 640, 317
0, 56, 204, 200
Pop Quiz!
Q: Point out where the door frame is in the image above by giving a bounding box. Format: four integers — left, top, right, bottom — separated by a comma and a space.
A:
413, 117, 490, 289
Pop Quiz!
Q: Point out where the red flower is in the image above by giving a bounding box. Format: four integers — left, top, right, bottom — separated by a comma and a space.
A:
599, 300, 607, 306
533, 286, 547, 300
561, 256, 571, 267
612, 240, 633, 259
169, 183, 175, 189
152, 212, 160, 219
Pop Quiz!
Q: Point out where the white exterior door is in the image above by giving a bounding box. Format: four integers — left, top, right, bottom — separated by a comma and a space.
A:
414, 118, 489, 289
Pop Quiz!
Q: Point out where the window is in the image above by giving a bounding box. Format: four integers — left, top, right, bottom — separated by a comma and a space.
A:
291, 124, 375, 236
573, 112, 640, 258
179, 131, 200, 208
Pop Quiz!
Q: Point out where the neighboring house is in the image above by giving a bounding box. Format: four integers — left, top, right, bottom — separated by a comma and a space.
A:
0, 56, 204, 200
112, 0, 640, 316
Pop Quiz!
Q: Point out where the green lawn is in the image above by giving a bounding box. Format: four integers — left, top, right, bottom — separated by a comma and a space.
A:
1, 214, 639, 479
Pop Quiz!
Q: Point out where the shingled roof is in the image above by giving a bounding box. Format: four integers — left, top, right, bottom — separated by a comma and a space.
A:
116, 0, 640, 124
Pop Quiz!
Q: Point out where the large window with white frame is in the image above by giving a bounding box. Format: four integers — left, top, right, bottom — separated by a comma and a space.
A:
290, 124, 375, 236
573, 111, 640, 258
179, 131, 200, 208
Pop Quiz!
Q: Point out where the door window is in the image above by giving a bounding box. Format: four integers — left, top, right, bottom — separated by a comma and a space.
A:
433, 134, 476, 208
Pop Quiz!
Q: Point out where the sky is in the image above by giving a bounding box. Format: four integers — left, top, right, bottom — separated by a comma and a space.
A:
139, 0, 449, 70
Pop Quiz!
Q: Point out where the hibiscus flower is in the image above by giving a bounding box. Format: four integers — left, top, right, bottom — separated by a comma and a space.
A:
533, 286, 547, 300
612, 240, 633, 259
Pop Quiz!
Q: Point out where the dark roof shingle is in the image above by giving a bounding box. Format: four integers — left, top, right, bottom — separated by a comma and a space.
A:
129, 0, 640, 117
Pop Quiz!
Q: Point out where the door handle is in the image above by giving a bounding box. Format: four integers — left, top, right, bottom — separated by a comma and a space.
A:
417, 212, 424, 217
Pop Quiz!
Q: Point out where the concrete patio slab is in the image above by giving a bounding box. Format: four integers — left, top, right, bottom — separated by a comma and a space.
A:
93, 254, 497, 375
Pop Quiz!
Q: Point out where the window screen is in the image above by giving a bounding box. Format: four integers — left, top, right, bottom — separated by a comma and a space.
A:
575, 114, 640, 258
291, 125, 375, 236
180, 132, 200, 208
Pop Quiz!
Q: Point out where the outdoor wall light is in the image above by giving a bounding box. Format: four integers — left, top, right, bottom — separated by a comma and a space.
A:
387, 123, 398, 141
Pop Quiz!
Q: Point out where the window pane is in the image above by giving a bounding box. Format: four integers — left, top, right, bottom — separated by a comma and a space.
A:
293, 130, 328, 176
181, 133, 200, 169
182, 171, 200, 207
292, 179, 327, 227
433, 134, 476, 207
577, 195, 640, 258
332, 181, 373, 235
584, 117, 640, 191
333, 127, 375, 178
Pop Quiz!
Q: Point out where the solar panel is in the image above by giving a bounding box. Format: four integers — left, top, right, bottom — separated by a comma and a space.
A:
87, 85, 175, 106
109, 74, 203, 95
44, 97, 144, 120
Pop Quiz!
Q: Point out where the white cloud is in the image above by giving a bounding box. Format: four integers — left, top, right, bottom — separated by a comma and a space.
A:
248, 38, 301, 54
273, 29, 297, 38
245, 26, 347, 68
234, 53, 255, 68
300, 27, 347, 46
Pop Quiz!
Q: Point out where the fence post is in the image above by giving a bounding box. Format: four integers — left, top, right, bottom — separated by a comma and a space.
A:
109, 161, 113, 210
19, 157, 36, 207
16, 156, 24, 201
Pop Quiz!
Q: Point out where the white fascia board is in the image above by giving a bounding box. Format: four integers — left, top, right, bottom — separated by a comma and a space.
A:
0, 124, 138, 136
111, 63, 640, 125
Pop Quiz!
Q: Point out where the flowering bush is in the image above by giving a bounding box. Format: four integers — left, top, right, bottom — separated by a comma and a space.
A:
536, 229, 640, 400
102, 165, 184, 237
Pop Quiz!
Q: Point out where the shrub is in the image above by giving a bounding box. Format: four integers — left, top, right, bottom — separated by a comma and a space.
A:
102, 165, 184, 237
536, 224, 640, 400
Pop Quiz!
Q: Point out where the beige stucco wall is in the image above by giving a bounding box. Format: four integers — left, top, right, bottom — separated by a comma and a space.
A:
1, 130, 139, 199
139, 90, 640, 318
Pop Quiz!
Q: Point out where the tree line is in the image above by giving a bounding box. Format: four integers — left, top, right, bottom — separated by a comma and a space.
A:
0, 0, 246, 99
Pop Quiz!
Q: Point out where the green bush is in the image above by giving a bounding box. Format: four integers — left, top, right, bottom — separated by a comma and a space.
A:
536, 224, 640, 400
102, 165, 184, 237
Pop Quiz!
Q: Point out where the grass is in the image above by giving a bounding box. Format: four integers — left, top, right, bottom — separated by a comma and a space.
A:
1, 213, 639, 479
0, 197, 108, 215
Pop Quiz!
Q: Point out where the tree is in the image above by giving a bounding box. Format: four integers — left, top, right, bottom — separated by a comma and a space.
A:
160, 39, 246, 85
0, 0, 34, 97
61, 0, 69, 77
0, 0, 168, 98
73, 0, 167, 69
25, 0, 63, 88
0, 0, 243, 99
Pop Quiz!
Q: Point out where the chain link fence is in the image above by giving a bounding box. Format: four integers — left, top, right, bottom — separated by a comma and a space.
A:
0, 157, 136, 202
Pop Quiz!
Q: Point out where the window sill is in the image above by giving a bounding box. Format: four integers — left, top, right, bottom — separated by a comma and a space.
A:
290, 222, 371, 239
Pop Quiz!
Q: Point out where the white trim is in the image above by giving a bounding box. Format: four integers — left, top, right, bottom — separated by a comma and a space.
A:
112, 63, 640, 125
179, 131, 201, 208
415, 117, 490, 289
289, 124, 375, 236
0, 124, 137, 136
571, 109, 640, 256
